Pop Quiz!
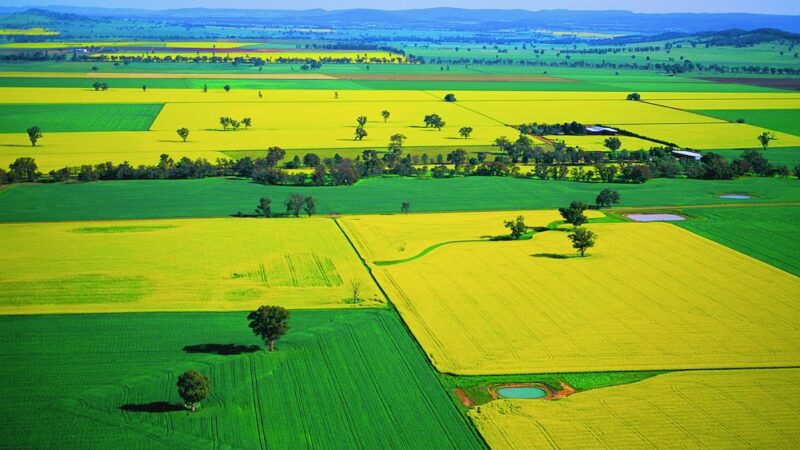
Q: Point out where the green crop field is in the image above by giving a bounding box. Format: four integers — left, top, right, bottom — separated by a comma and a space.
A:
695, 109, 800, 136
1, 176, 799, 222
0, 103, 164, 133
676, 205, 800, 276
0, 309, 482, 449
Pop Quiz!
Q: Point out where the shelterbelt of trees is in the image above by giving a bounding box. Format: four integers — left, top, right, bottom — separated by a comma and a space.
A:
2, 142, 797, 188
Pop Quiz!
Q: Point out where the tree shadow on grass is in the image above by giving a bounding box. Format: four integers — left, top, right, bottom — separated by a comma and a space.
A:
531, 253, 575, 259
120, 402, 184, 413
183, 343, 260, 355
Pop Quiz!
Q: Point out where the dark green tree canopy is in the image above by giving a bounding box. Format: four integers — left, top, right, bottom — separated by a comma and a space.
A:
177, 370, 210, 412
559, 200, 589, 227
248, 305, 290, 352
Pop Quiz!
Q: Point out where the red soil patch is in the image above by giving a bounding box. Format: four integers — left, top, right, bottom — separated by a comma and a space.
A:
487, 381, 576, 401
334, 74, 574, 82
700, 77, 800, 91
454, 388, 473, 407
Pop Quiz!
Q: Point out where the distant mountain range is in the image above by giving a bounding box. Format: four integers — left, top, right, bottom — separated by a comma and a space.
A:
1, 6, 799, 34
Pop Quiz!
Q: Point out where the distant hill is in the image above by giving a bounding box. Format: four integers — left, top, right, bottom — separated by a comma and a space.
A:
2, 7, 800, 34
592, 28, 800, 46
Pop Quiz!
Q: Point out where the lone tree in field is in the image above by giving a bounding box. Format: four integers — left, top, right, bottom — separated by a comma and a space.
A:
603, 136, 622, 152
202, 84, 208, 93
459, 126, 473, 139
285, 193, 306, 217
92, 81, 101, 91
242, 117, 252, 128
303, 196, 316, 217
381, 110, 391, 122
356, 116, 368, 127
401, 201, 411, 214
176, 127, 190, 142
757, 131, 776, 151
27, 126, 42, 147
248, 305, 290, 352
504, 215, 527, 240
444, 93, 457, 102
423, 113, 445, 130
176, 370, 210, 412
220, 116, 231, 131
626, 92, 641, 101
568, 227, 597, 257
349, 279, 362, 304
223, 84, 231, 92
354, 126, 368, 141
559, 200, 589, 227
595, 189, 621, 209
255, 196, 271, 217
142, 85, 147, 92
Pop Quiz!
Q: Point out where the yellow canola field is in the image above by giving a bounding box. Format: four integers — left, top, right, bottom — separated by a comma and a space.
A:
340, 209, 604, 263
362, 219, 800, 374
0, 217, 383, 315
548, 134, 656, 151
470, 369, 800, 449
0, 87, 436, 104
458, 98, 724, 125
0, 41, 256, 48
95, 51, 403, 61
648, 98, 800, 110
613, 122, 800, 149
0, 28, 58, 36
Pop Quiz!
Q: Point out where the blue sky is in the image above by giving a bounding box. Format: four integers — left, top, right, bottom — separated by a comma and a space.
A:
5, 0, 800, 14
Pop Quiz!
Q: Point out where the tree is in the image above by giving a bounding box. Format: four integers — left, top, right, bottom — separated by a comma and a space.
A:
176, 128, 190, 142
242, 117, 252, 128
381, 110, 390, 122
388, 133, 406, 152
223, 84, 231, 92
423, 113, 445, 130
220, 117, 231, 131
202, 84, 208, 93
559, 201, 588, 227
303, 153, 321, 167
176, 370, 210, 412
626, 92, 641, 101
568, 227, 597, 257
266, 147, 286, 167
354, 126, 368, 141
247, 305, 289, 352
401, 201, 411, 214
255, 197, 271, 217
285, 194, 305, 217
303, 196, 316, 216
142, 85, 147, 92
444, 93, 457, 102
9, 157, 38, 182
100, 83, 108, 91
92, 82, 101, 91
356, 116, 368, 127
27, 126, 42, 147
349, 279, 362, 304
757, 131, 776, 151
595, 189, 621, 208
603, 136, 622, 152
504, 216, 527, 240
459, 126, 473, 139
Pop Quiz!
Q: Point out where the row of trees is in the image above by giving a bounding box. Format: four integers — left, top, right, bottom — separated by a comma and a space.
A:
250, 194, 316, 218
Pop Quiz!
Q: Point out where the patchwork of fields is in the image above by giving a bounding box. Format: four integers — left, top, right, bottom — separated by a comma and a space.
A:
348, 214, 800, 374
0, 217, 382, 314
2, 87, 799, 170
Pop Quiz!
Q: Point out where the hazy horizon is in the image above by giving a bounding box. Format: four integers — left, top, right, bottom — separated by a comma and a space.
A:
3, 0, 800, 15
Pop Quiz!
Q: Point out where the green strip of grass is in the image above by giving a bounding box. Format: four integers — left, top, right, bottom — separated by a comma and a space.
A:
694, 109, 800, 137
0, 176, 798, 222
0, 103, 164, 133
0, 310, 483, 449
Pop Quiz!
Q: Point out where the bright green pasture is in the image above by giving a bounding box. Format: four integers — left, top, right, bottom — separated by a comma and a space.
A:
695, 109, 800, 136
0, 309, 482, 449
676, 205, 800, 276
0, 103, 164, 133
1, 176, 798, 222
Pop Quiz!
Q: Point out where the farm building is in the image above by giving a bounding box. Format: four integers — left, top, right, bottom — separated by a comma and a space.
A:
585, 126, 619, 134
672, 150, 703, 161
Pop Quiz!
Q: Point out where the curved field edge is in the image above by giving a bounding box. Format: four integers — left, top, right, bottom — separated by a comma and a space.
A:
0, 310, 485, 449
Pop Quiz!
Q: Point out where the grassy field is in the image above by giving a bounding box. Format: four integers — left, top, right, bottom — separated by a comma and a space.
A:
0, 217, 382, 314
0, 103, 164, 133
676, 205, 800, 276
361, 218, 800, 374
1, 176, 798, 222
695, 109, 800, 136
470, 369, 800, 449
0, 309, 483, 449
